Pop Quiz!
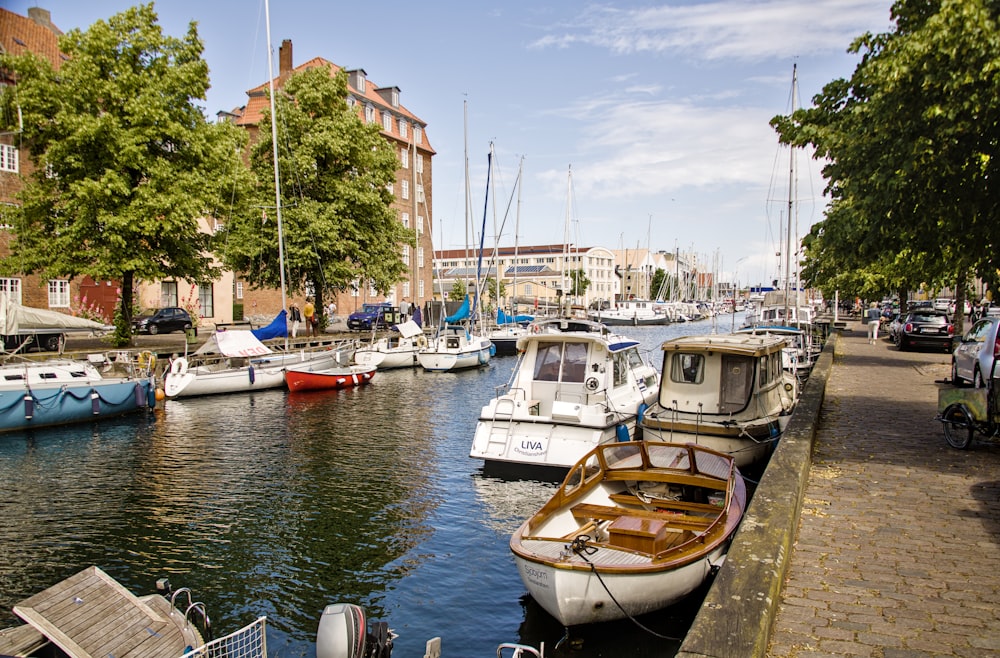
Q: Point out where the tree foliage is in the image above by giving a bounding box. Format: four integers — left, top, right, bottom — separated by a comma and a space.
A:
218, 65, 413, 319
772, 0, 1000, 318
0, 4, 250, 344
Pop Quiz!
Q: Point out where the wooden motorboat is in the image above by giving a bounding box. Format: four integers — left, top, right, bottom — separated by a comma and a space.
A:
510, 441, 746, 626
639, 333, 797, 468
470, 318, 659, 479
285, 363, 376, 392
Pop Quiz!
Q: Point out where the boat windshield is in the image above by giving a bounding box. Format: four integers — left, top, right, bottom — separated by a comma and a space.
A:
533, 341, 588, 383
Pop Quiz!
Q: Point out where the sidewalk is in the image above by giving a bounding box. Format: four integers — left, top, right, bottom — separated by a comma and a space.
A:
767, 325, 1000, 656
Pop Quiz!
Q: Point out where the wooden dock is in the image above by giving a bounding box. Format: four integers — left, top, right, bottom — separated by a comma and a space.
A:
0, 566, 202, 658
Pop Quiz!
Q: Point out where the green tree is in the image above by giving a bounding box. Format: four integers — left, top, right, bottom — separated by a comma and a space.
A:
0, 4, 250, 345
485, 277, 506, 304
218, 65, 413, 324
567, 268, 591, 298
448, 280, 467, 302
772, 0, 1000, 333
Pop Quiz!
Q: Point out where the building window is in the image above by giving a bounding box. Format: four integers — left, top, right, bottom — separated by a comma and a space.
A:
417, 247, 424, 268
416, 154, 423, 173
382, 111, 392, 132
402, 245, 410, 266
48, 280, 70, 308
161, 281, 178, 307
414, 126, 422, 144
417, 215, 424, 235
398, 119, 408, 138
198, 283, 214, 319
416, 184, 425, 203
365, 104, 375, 123
391, 89, 399, 107
403, 282, 410, 298
525, 283, 533, 295
401, 212, 410, 229
351, 280, 360, 298
386, 182, 394, 195
400, 148, 409, 169
1, 277, 22, 304
235, 281, 244, 300
0, 144, 18, 173
401, 180, 409, 200
347, 97, 356, 108
418, 279, 425, 298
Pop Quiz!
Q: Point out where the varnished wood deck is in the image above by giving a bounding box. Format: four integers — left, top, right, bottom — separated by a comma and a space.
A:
8, 566, 201, 658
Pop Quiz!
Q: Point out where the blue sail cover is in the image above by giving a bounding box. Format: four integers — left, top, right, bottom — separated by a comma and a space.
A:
496, 309, 534, 325
251, 309, 288, 341
445, 296, 471, 323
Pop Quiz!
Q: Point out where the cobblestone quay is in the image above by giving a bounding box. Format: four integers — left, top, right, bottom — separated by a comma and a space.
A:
680, 323, 1000, 657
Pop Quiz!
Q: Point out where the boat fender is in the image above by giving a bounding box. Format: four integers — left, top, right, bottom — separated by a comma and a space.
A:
169, 358, 188, 377
317, 603, 367, 658
136, 382, 147, 408
585, 376, 600, 392
416, 335, 428, 348
248, 365, 255, 385
615, 423, 630, 442
91, 390, 100, 415
490, 343, 497, 357
637, 402, 649, 423
531, 324, 540, 334
147, 383, 158, 408
23, 394, 34, 420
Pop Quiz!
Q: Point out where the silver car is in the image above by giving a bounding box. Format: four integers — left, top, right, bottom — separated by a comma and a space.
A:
951, 317, 1000, 387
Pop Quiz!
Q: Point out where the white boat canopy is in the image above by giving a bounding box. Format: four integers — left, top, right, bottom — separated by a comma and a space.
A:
194, 330, 273, 357
0, 293, 109, 334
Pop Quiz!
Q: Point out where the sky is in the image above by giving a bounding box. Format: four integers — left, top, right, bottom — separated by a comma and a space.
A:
7, 0, 896, 287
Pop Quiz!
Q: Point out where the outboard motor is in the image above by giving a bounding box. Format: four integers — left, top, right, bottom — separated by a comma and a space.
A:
317, 603, 393, 658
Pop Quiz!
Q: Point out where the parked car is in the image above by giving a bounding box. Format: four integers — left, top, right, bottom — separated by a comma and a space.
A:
2, 332, 64, 353
347, 303, 398, 331
951, 317, 1000, 387
896, 310, 954, 352
131, 307, 193, 335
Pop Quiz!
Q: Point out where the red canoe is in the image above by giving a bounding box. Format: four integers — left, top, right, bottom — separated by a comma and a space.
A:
285, 364, 376, 392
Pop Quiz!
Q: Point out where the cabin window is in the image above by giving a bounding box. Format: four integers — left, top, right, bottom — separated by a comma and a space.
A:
721, 354, 754, 413
670, 353, 704, 384
533, 341, 588, 383
562, 342, 588, 382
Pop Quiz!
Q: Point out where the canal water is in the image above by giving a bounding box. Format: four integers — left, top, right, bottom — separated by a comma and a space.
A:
0, 317, 744, 658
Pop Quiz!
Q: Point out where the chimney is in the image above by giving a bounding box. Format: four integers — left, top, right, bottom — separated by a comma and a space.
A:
27, 7, 62, 35
279, 39, 293, 76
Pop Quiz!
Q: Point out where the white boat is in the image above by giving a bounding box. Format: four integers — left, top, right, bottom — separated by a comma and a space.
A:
639, 333, 798, 468
469, 317, 659, 479
736, 324, 816, 380
163, 329, 340, 398
588, 298, 670, 326
510, 441, 747, 626
354, 320, 426, 369
417, 323, 492, 372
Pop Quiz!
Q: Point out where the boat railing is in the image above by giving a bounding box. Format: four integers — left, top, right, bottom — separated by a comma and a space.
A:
497, 642, 544, 658
181, 616, 267, 658
169, 587, 212, 639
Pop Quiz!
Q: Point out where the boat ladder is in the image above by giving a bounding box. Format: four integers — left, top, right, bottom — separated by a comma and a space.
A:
486, 397, 517, 455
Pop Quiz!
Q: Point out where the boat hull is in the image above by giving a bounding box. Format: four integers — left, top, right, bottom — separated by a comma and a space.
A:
513, 545, 724, 625
285, 366, 376, 392
354, 347, 419, 369
164, 363, 286, 398
418, 344, 492, 372
0, 378, 154, 433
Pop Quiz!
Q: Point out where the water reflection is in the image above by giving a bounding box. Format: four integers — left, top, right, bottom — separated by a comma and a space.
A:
0, 319, 730, 657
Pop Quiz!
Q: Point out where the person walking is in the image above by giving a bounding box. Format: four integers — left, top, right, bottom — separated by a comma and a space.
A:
866, 302, 881, 344
303, 298, 316, 338
289, 303, 302, 338
399, 297, 410, 323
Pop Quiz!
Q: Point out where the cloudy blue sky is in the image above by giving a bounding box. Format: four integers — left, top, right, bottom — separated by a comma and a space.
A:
9, 0, 895, 287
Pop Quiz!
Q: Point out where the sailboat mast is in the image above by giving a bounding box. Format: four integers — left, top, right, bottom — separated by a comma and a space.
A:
264, 0, 287, 315
783, 63, 797, 323
563, 165, 572, 314
513, 156, 523, 317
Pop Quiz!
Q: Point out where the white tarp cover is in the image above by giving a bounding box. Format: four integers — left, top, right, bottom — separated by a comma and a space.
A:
0, 293, 109, 335
393, 319, 423, 339
194, 329, 273, 357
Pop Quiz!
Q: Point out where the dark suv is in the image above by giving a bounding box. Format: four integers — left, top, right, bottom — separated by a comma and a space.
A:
347, 303, 398, 331
132, 307, 193, 335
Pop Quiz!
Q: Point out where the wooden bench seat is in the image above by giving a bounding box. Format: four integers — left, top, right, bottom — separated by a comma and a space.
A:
570, 502, 713, 530
602, 469, 729, 490
607, 491, 723, 514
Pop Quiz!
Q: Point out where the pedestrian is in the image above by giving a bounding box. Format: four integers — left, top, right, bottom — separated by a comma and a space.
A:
289, 303, 302, 338
303, 298, 316, 338
866, 302, 881, 344
327, 300, 336, 323
399, 297, 410, 323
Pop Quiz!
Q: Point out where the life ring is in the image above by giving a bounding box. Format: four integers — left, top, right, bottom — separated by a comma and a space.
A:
531, 324, 540, 334
169, 357, 189, 377
585, 376, 600, 391
416, 335, 428, 348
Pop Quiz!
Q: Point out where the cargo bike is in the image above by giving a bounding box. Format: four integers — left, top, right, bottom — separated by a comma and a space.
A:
937, 362, 1000, 449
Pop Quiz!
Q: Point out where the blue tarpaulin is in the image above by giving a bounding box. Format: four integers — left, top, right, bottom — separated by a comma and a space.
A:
445, 296, 470, 324
251, 310, 288, 341
496, 309, 534, 325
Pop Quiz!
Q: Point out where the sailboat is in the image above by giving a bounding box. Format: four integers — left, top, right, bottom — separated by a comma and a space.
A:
163, 3, 339, 399
417, 108, 493, 372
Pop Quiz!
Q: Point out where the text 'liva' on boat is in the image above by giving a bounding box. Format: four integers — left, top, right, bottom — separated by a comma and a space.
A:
469, 318, 659, 480
638, 333, 798, 469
